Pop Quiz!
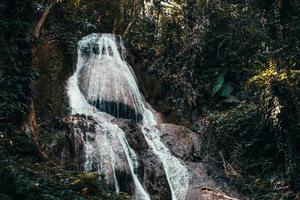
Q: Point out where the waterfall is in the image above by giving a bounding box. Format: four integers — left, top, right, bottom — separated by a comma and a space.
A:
67, 33, 189, 200
141, 110, 189, 200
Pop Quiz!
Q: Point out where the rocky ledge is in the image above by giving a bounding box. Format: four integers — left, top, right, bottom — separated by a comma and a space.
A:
37, 114, 242, 200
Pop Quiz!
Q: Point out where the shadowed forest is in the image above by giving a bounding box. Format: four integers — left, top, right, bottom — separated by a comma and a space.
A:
0, 0, 300, 199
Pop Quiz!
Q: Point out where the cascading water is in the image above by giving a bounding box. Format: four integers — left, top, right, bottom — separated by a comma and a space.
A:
67, 33, 189, 200
141, 111, 189, 200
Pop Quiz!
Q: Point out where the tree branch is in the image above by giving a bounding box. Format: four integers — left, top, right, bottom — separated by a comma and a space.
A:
122, 20, 135, 38
33, 2, 55, 38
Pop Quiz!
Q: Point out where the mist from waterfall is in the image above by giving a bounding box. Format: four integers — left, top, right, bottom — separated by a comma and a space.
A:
67, 33, 189, 200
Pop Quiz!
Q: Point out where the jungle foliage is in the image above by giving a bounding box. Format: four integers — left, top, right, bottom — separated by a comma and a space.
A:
0, 0, 38, 128
126, 0, 300, 198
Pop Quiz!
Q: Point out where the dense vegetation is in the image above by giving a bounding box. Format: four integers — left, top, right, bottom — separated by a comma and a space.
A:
0, 0, 299, 199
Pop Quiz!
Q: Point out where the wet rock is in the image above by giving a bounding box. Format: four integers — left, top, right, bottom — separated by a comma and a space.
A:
38, 114, 134, 194
145, 102, 165, 123
153, 124, 242, 198
37, 115, 240, 200
155, 123, 201, 161
38, 114, 92, 168
78, 35, 144, 122
88, 99, 143, 121
120, 122, 172, 200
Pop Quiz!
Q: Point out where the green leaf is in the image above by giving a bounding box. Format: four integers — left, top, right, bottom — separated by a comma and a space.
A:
211, 73, 225, 96
220, 83, 233, 97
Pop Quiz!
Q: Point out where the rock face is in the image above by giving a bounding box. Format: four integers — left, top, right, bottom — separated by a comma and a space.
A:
38, 115, 172, 199
155, 123, 243, 200
38, 116, 85, 168
155, 123, 201, 161
78, 34, 143, 122
121, 122, 172, 200
38, 114, 133, 194
38, 114, 243, 200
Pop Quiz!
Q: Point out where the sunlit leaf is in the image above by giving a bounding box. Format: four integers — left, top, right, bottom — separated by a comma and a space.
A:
211, 73, 225, 96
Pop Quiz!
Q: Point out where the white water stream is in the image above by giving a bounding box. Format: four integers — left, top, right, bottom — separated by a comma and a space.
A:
67, 33, 189, 200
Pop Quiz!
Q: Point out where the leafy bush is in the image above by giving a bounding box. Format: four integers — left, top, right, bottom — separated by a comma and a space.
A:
0, 0, 38, 128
